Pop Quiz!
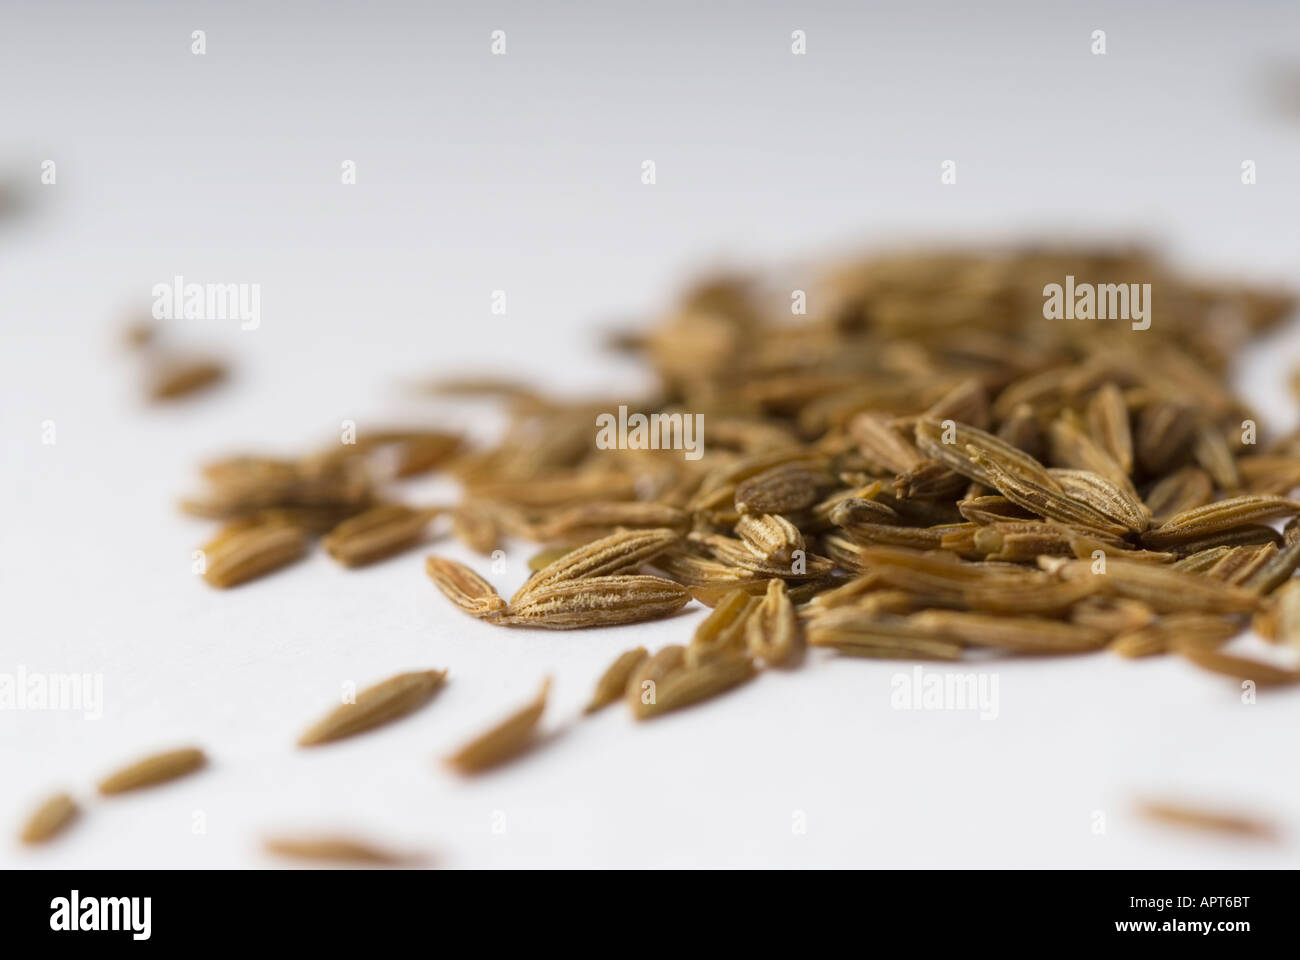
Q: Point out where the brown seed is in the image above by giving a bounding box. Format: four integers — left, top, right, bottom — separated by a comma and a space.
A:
1110, 614, 1240, 658
652, 551, 768, 587
734, 463, 834, 515
1245, 539, 1300, 595
1047, 469, 1149, 532
1086, 383, 1134, 475
1137, 801, 1278, 841
914, 418, 1060, 492
1143, 495, 1300, 548
957, 495, 1035, 524
1175, 646, 1300, 686
631, 655, 756, 720
536, 502, 689, 541
848, 412, 926, 473
688, 588, 761, 665
263, 835, 424, 865
893, 459, 969, 500
323, 504, 435, 567
451, 501, 500, 555
626, 645, 687, 713
98, 747, 207, 795
503, 575, 690, 630
201, 522, 307, 588
19, 792, 78, 845
385, 431, 461, 478
1192, 423, 1241, 491
514, 528, 681, 601
807, 610, 964, 660
148, 356, 227, 400
746, 578, 801, 665
1135, 402, 1198, 475
584, 647, 650, 714
1070, 597, 1155, 636
425, 556, 508, 618
1055, 558, 1259, 614
923, 378, 990, 430
1047, 417, 1135, 493
298, 669, 448, 746
735, 513, 806, 564
1271, 579, 1300, 651
910, 610, 1108, 654
446, 678, 551, 774
690, 532, 832, 578
967, 447, 1129, 538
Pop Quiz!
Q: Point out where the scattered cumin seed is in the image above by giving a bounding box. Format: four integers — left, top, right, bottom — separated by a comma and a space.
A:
148, 356, 227, 401
584, 647, 649, 714
446, 678, 551, 774
1138, 801, 1278, 841
201, 522, 308, 588
298, 669, 448, 746
501, 575, 690, 630
263, 834, 425, 865
322, 503, 436, 567
98, 747, 207, 795
19, 792, 78, 845
425, 556, 507, 619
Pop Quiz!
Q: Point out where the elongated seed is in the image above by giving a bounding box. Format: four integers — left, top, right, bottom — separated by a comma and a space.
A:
514, 528, 681, 601
451, 501, 500, 554
1138, 801, 1277, 840
263, 835, 423, 865
425, 556, 507, 618
1175, 646, 1300, 686
631, 656, 755, 720
19, 792, 78, 845
584, 647, 650, 714
323, 504, 435, 566
689, 588, 760, 665
202, 523, 307, 588
503, 576, 690, 629
745, 578, 801, 665
446, 678, 551, 774
299, 669, 448, 746
98, 747, 207, 795
735, 513, 806, 564
1143, 496, 1300, 548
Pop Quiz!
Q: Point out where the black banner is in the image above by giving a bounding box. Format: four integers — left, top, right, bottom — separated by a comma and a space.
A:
0, 869, 1287, 947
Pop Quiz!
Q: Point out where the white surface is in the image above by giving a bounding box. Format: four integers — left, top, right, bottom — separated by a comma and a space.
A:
3, 0, 1300, 868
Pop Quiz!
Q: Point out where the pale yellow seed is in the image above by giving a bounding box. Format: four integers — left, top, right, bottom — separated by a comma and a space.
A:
745, 578, 800, 665
298, 669, 448, 746
584, 647, 649, 714
446, 678, 551, 774
502, 576, 690, 630
514, 528, 681, 602
323, 504, 434, 567
19, 792, 79, 845
263, 835, 424, 865
98, 747, 207, 795
202, 524, 307, 588
425, 555, 508, 618
1138, 801, 1277, 840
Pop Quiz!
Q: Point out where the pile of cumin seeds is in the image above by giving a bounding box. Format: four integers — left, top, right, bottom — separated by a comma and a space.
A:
188, 246, 1300, 722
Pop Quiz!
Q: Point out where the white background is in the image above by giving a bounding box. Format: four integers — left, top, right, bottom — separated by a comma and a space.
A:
3, 0, 1300, 868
